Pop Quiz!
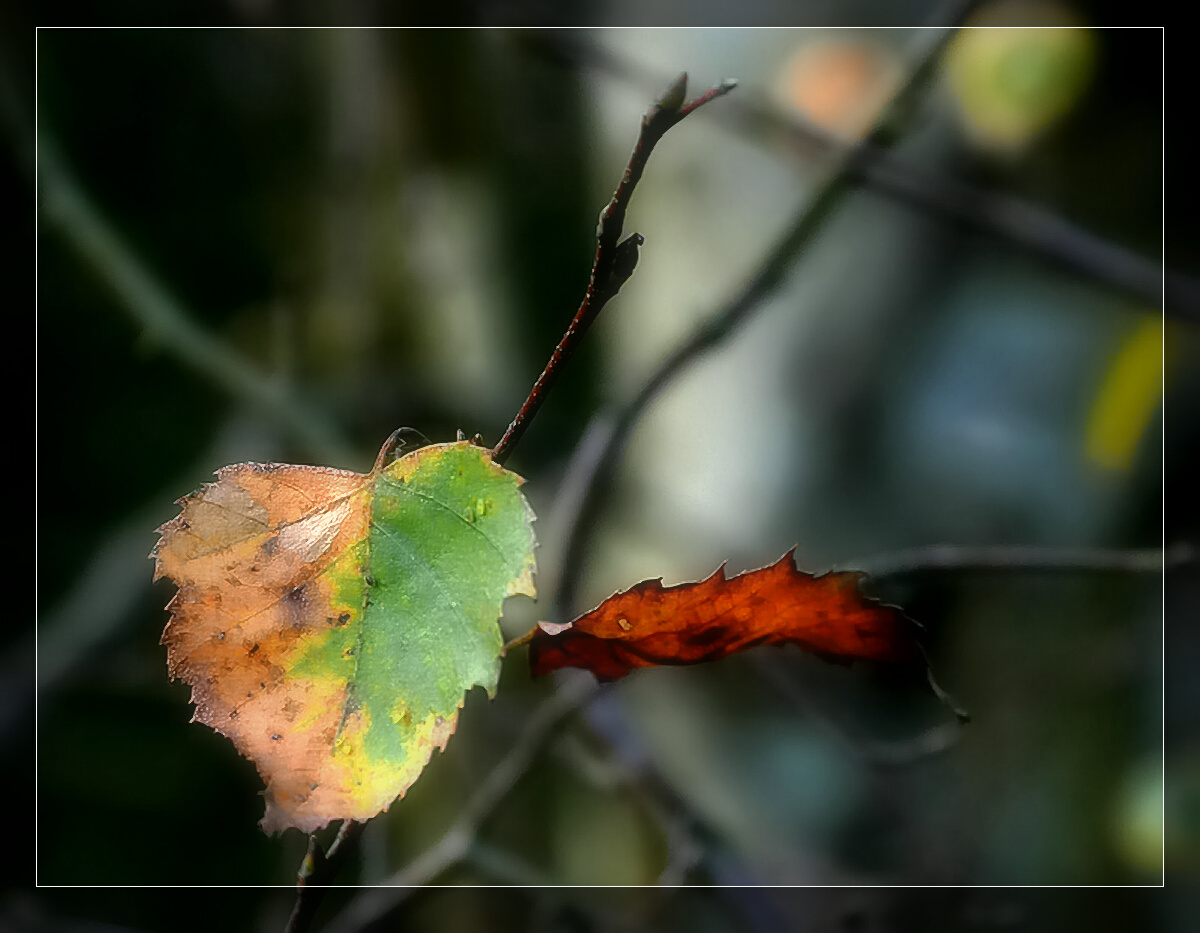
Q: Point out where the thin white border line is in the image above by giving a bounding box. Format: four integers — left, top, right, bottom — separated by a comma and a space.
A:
1159, 23, 1167, 887
28, 25, 1166, 892
34, 22, 40, 891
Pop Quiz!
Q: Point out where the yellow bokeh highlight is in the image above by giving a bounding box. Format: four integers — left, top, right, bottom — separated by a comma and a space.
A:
944, 2, 1095, 153
1111, 758, 1164, 876
1085, 317, 1165, 472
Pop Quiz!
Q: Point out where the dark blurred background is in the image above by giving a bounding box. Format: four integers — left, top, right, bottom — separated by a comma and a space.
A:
10, 3, 1193, 932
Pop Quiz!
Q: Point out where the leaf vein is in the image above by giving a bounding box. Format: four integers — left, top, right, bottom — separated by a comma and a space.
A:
181, 483, 366, 561
377, 477, 513, 571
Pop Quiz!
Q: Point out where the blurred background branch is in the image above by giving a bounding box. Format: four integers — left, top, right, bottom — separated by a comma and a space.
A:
38, 141, 355, 465
491, 72, 736, 465
527, 29, 1189, 319
847, 541, 1191, 577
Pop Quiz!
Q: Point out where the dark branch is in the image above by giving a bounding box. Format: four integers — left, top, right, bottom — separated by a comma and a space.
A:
285, 819, 365, 933
844, 542, 1191, 578
753, 652, 961, 770
490, 74, 737, 466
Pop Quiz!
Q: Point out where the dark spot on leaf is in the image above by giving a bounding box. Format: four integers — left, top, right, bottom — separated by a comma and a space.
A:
260, 682, 266, 690
688, 627, 727, 647
281, 584, 309, 629
338, 613, 351, 625
271, 734, 282, 741
249, 644, 260, 656
261, 537, 278, 556
216, 632, 225, 641
310, 782, 319, 791
229, 710, 238, 720
365, 573, 376, 587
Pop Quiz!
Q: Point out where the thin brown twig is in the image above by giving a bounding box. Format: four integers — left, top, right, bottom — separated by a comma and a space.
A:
549, 22, 974, 623
285, 820, 365, 933
489, 73, 737, 466
524, 31, 1187, 319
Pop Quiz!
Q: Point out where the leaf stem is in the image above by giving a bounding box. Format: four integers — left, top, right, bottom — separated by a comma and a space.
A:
285, 820, 364, 933
500, 626, 539, 655
489, 74, 737, 466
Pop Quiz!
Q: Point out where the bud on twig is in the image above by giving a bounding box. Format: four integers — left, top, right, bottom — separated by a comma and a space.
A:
657, 72, 688, 113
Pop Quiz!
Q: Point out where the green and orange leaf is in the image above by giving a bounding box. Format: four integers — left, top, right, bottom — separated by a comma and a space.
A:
152, 440, 536, 833
528, 549, 921, 681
